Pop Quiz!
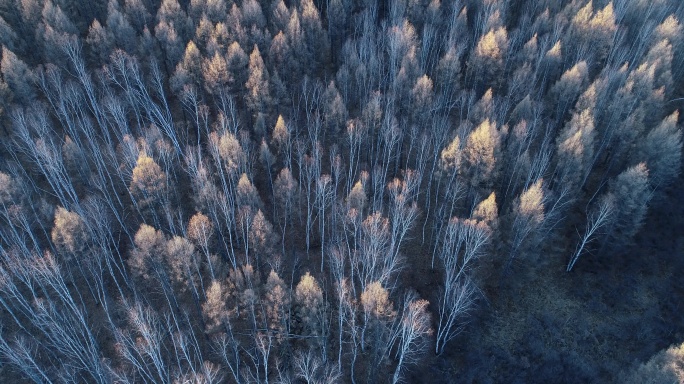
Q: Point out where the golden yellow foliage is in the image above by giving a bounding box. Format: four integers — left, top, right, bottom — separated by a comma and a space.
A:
522, 33, 538, 60
572, 1, 594, 31
248, 209, 274, 254
245, 45, 271, 113
188, 212, 213, 245
656, 15, 681, 43
473, 192, 498, 228
463, 119, 501, 186
202, 280, 230, 333
210, 131, 243, 174
272, 115, 289, 148
517, 179, 545, 225
546, 40, 562, 59
181, 40, 201, 71
347, 180, 367, 212
623, 341, 684, 383
129, 223, 165, 280
274, 168, 297, 210
411, 75, 433, 109
202, 51, 229, 94
439, 135, 461, 174
361, 281, 395, 319
131, 153, 166, 197
264, 270, 290, 335
589, 2, 616, 35
134, 223, 165, 255
475, 27, 507, 61
559, 61, 588, 90
51, 206, 85, 255
165, 236, 196, 290
295, 272, 323, 313
575, 81, 598, 111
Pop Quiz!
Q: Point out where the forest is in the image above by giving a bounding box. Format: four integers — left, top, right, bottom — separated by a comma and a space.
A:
0, 0, 682, 382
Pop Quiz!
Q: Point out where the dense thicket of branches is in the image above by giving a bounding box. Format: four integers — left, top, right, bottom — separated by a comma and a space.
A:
0, 0, 682, 382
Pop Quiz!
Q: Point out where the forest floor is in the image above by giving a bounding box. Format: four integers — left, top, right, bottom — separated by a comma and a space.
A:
408, 177, 684, 383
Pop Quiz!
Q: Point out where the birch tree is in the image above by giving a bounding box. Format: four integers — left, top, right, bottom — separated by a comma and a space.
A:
392, 293, 432, 384
567, 193, 615, 271
435, 217, 490, 354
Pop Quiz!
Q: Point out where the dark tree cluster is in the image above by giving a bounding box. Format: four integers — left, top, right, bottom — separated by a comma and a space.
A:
0, 0, 682, 382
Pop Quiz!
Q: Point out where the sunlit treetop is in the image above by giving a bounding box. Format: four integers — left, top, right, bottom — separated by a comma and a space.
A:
295, 272, 323, 310
439, 135, 461, 174
347, 180, 367, 212
517, 179, 545, 225
131, 153, 166, 196
361, 281, 395, 319
546, 40, 562, 59
187, 212, 214, 245
656, 15, 681, 43
472, 192, 498, 228
51, 206, 85, 256
475, 27, 507, 61
272, 114, 289, 148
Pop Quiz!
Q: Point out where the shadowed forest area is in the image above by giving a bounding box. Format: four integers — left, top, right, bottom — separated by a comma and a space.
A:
0, 0, 682, 382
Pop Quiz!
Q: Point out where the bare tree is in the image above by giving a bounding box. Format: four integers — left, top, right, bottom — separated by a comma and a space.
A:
392, 293, 432, 384
567, 193, 615, 271
435, 217, 490, 354
292, 347, 341, 384
387, 174, 420, 273
357, 212, 396, 291
316, 174, 334, 271
0, 333, 52, 384
274, 167, 298, 253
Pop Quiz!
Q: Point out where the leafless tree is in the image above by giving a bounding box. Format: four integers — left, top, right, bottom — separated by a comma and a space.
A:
315, 174, 334, 270
567, 193, 615, 271
392, 292, 432, 384
274, 167, 298, 253
292, 347, 341, 384
435, 217, 490, 354
0, 332, 52, 384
